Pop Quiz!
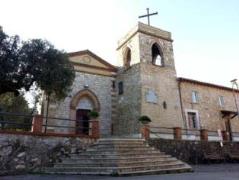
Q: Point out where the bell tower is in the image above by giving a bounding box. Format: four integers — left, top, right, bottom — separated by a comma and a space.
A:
114, 22, 183, 136
117, 22, 177, 70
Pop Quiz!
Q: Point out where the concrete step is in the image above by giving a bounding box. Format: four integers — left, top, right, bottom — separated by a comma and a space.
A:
44, 162, 188, 174
95, 142, 146, 146
118, 165, 192, 176
97, 139, 145, 144
85, 147, 156, 152
94, 143, 146, 146
61, 156, 176, 164
89, 145, 152, 149
69, 152, 168, 158
41, 138, 192, 176
118, 163, 188, 173
55, 159, 179, 167
43, 166, 191, 175
92, 144, 148, 148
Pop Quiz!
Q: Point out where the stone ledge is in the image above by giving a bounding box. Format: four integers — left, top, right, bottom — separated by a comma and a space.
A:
0, 130, 97, 139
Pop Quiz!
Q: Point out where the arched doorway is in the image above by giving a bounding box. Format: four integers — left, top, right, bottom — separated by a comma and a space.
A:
76, 97, 93, 135
70, 89, 100, 135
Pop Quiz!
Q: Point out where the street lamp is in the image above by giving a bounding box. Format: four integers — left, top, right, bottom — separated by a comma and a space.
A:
231, 79, 239, 120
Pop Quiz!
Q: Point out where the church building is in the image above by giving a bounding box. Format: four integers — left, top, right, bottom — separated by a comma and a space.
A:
43, 22, 239, 141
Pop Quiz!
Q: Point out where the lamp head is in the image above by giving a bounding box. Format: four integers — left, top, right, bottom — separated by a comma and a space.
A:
231, 79, 238, 83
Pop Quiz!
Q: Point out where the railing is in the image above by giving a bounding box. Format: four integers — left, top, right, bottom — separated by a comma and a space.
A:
141, 124, 239, 142
0, 112, 100, 138
0, 112, 33, 131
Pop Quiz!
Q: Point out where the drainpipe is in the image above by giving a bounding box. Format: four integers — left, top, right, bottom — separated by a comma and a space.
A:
178, 79, 187, 129
231, 79, 239, 120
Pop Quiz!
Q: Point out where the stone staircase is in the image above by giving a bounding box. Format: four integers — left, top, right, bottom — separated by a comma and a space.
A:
43, 138, 192, 176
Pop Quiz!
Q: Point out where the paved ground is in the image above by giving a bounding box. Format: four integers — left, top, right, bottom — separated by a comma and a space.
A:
2, 164, 239, 180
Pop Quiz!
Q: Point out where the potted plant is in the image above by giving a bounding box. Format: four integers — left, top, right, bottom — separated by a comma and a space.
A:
88, 110, 99, 120
138, 115, 151, 140
138, 115, 151, 124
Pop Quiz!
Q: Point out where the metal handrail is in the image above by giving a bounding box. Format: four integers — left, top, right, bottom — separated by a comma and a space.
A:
0, 111, 34, 117
0, 120, 32, 127
0, 112, 94, 134
42, 124, 92, 130
150, 125, 228, 134
0, 112, 88, 122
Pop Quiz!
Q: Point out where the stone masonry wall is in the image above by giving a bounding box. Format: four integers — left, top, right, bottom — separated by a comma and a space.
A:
0, 133, 96, 176
114, 64, 141, 136
180, 82, 239, 131
117, 33, 140, 67
115, 23, 184, 134
149, 138, 239, 164
45, 71, 114, 135
139, 32, 183, 128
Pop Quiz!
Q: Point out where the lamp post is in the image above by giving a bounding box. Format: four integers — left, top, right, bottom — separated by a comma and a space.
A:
231, 79, 239, 120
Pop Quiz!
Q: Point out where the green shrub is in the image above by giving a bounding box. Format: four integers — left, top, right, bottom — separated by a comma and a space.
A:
89, 111, 99, 119
138, 115, 151, 124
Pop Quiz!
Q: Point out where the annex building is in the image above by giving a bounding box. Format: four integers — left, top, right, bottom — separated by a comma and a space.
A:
43, 22, 239, 141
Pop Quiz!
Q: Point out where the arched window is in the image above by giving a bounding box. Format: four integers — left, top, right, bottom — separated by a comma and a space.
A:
124, 47, 131, 68
152, 43, 163, 66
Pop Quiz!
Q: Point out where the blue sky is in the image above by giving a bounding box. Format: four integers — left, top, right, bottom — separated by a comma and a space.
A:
0, 0, 239, 87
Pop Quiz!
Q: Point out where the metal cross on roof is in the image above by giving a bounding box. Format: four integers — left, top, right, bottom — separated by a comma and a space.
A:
138, 8, 158, 26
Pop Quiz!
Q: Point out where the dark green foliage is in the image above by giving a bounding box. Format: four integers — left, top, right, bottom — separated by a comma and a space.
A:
0, 30, 23, 96
88, 111, 99, 119
0, 28, 75, 100
0, 92, 32, 130
138, 115, 151, 124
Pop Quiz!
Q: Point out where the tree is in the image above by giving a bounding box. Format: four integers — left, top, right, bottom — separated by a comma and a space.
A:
0, 28, 75, 133
19, 39, 75, 127
0, 92, 32, 130
20, 39, 75, 99
0, 29, 26, 95
0, 28, 75, 115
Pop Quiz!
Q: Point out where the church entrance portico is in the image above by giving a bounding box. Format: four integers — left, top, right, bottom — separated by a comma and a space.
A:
70, 89, 100, 135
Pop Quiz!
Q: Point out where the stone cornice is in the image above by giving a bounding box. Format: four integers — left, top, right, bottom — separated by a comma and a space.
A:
68, 49, 117, 71
117, 22, 173, 50
178, 77, 239, 93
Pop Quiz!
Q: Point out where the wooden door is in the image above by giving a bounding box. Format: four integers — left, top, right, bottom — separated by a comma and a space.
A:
76, 109, 90, 135
225, 118, 233, 141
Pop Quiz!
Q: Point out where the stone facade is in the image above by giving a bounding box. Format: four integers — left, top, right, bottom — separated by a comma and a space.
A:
139, 30, 183, 128
114, 22, 183, 135
43, 22, 239, 138
114, 64, 142, 135
179, 78, 239, 132
46, 71, 114, 135
43, 50, 116, 136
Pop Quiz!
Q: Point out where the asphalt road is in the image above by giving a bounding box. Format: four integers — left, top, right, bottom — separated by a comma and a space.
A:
2, 164, 239, 180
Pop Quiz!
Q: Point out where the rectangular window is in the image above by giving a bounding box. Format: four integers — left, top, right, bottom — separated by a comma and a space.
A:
118, 81, 123, 95
219, 96, 225, 107
192, 91, 199, 103
187, 112, 198, 129
112, 80, 116, 91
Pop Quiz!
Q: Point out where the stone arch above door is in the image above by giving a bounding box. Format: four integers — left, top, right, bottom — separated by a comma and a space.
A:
70, 89, 100, 120
76, 97, 94, 110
